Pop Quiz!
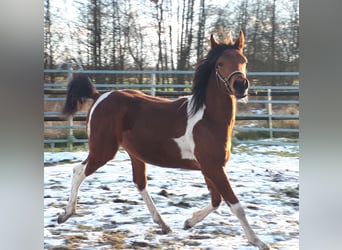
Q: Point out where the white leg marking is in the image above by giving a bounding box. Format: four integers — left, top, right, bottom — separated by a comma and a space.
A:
139, 188, 171, 233
184, 204, 217, 229
87, 91, 113, 136
65, 163, 86, 213
58, 163, 86, 223
230, 202, 270, 250
173, 96, 205, 160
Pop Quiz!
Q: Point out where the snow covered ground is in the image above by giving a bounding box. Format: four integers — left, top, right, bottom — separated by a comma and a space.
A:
44, 144, 299, 250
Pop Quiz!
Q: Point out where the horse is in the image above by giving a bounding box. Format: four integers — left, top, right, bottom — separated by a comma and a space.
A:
58, 31, 269, 249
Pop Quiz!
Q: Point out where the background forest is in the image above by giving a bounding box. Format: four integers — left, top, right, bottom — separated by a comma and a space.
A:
44, 0, 299, 83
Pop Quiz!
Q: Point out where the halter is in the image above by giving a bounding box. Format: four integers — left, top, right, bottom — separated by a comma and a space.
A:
216, 70, 246, 94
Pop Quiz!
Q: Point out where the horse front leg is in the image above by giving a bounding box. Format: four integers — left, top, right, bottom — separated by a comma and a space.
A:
203, 168, 270, 250
130, 155, 172, 234
229, 202, 270, 250
184, 176, 221, 229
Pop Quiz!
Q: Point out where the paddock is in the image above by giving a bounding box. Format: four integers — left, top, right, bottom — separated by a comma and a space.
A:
44, 60, 299, 249
44, 144, 298, 250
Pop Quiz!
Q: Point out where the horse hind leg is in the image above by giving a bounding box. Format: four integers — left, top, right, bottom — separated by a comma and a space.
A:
57, 161, 86, 223
184, 176, 221, 229
57, 140, 119, 224
130, 155, 171, 234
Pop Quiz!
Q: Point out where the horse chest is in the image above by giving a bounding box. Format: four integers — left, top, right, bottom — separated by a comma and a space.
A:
173, 101, 205, 161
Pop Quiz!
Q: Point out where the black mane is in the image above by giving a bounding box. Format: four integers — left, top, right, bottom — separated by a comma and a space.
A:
190, 44, 236, 115
62, 75, 95, 117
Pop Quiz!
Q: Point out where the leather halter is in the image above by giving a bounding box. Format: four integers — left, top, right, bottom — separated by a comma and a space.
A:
216, 70, 246, 94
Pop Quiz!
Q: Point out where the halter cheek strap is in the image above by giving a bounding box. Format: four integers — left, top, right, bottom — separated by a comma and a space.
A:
216, 70, 246, 94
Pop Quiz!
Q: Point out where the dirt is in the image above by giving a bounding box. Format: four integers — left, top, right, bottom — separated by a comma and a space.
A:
44, 148, 299, 249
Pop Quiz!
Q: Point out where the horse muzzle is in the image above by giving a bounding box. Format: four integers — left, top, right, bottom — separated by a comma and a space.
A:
233, 78, 249, 99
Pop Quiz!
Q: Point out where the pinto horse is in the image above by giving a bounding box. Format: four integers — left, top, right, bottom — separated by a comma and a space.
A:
58, 31, 269, 249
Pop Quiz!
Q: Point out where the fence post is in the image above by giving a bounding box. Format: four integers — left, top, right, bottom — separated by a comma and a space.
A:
151, 73, 156, 96
67, 64, 74, 151
267, 88, 273, 139
67, 117, 73, 151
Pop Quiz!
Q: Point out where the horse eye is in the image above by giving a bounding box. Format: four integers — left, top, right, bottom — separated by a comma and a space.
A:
218, 62, 223, 67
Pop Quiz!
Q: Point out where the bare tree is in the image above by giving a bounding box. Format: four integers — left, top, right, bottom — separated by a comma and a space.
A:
44, 0, 299, 85
176, 0, 195, 87
196, 0, 206, 62
124, 0, 146, 84
44, 0, 54, 81
152, 0, 174, 84
89, 0, 102, 69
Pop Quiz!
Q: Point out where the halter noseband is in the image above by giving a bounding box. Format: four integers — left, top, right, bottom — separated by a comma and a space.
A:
216, 70, 246, 94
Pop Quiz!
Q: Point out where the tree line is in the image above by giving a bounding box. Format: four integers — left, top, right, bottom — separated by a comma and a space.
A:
44, 0, 299, 85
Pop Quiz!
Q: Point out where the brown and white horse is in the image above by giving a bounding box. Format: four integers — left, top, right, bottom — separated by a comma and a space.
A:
58, 31, 269, 249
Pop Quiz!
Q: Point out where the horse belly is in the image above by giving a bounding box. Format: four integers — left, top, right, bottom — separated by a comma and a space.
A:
121, 131, 198, 170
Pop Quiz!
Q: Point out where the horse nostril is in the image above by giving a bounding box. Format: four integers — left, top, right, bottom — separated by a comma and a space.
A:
233, 79, 249, 90
244, 79, 249, 89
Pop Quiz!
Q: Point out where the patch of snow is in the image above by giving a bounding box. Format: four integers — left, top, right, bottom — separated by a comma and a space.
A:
44, 145, 299, 249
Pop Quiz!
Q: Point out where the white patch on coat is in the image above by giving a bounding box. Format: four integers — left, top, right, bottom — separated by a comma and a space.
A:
87, 91, 113, 136
173, 96, 205, 160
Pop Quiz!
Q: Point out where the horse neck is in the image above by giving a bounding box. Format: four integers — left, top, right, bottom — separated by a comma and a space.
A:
204, 71, 236, 127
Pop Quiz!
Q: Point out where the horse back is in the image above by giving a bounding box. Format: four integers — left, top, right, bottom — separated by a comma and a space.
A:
95, 89, 188, 132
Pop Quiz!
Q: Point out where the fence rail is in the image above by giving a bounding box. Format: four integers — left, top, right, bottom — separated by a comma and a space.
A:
44, 69, 299, 150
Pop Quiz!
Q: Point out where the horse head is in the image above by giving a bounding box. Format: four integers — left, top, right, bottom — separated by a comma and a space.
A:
211, 31, 249, 99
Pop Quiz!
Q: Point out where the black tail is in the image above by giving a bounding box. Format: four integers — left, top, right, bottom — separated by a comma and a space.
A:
61, 74, 100, 117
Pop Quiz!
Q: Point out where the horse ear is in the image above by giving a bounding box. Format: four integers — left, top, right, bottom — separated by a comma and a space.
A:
210, 34, 219, 49
234, 30, 245, 51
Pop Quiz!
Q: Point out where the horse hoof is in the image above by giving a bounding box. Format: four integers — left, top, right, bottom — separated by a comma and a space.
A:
57, 211, 71, 224
183, 219, 193, 230
57, 214, 66, 224
252, 240, 270, 250
161, 225, 172, 234
260, 244, 270, 250
259, 244, 270, 250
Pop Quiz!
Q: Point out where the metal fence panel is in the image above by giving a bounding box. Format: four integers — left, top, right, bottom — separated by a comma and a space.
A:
44, 70, 299, 150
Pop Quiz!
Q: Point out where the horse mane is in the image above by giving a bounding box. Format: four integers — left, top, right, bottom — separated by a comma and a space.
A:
62, 74, 100, 117
190, 42, 236, 115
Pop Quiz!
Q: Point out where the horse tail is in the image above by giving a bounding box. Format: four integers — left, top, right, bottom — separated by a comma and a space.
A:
61, 74, 101, 117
